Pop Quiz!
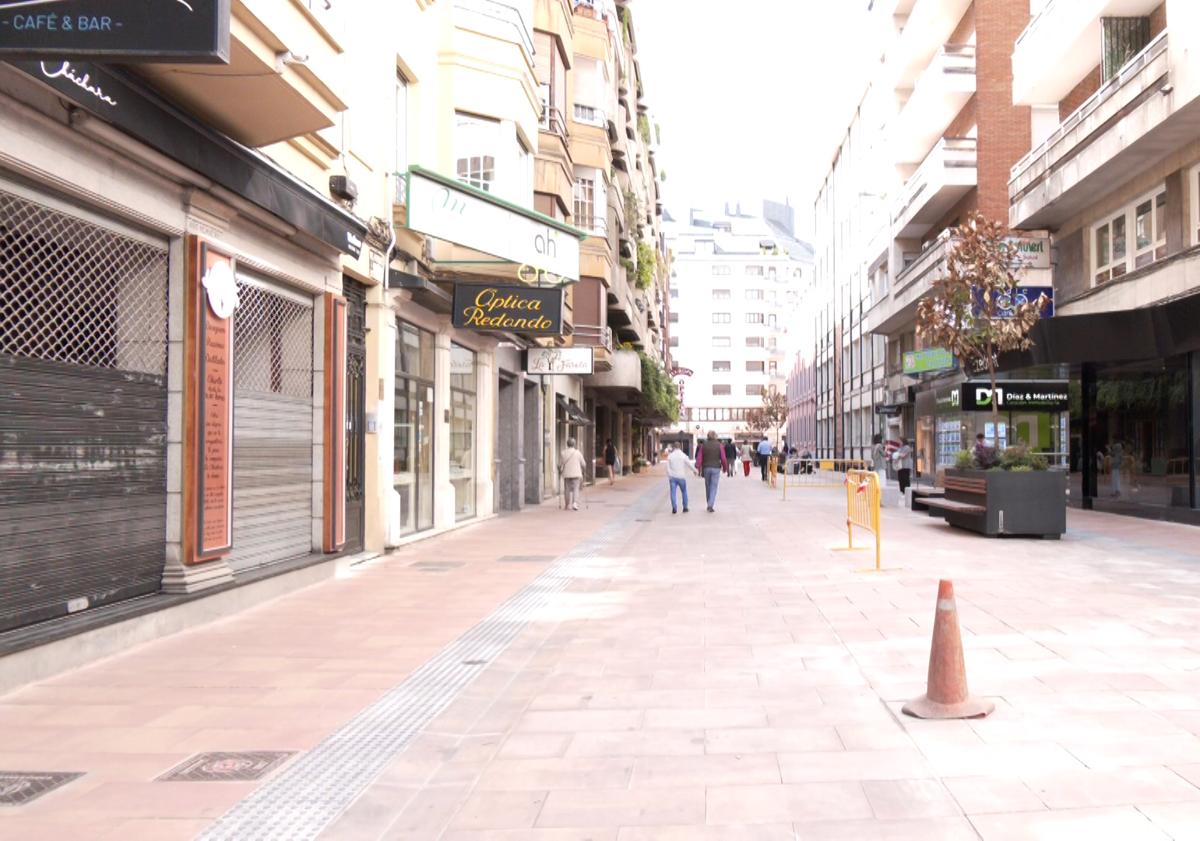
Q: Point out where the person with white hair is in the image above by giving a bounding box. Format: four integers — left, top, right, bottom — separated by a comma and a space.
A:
666, 442, 698, 514
559, 437, 587, 511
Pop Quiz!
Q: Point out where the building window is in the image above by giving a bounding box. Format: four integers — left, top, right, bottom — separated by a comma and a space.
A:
573, 176, 595, 230
450, 344, 477, 520
713, 312, 731, 324
669, 336, 679, 347
1093, 186, 1167, 285
669, 287, 679, 299
745, 313, 764, 324
455, 113, 498, 192
745, 384, 763, 396
746, 336, 764, 348
746, 289, 764, 300
535, 30, 567, 135
713, 384, 731, 396
712, 336, 731, 347
746, 361, 764, 373
395, 71, 409, 175
712, 265, 732, 276
745, 265, 764, 276
1193, 164, 1200, 244
713, 360, 731, 372
712, 289, 731, 300
768, 337, 777, 350
769, 361, 778, 375
668, 312, 679, 323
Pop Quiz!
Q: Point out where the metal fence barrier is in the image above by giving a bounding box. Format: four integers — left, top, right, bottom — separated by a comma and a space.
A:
781, 459, 872, 498
842, 469, 882, 571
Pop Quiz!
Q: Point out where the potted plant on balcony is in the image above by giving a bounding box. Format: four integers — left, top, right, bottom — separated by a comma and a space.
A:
917, 212, 1060, 537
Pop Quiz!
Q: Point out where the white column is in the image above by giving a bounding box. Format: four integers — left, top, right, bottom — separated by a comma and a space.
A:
366, 286, 395, 551
434, 327, 455, 529
475, 350, 496, 517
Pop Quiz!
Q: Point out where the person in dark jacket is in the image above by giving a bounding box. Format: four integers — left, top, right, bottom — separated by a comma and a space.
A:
695, 430, 728, 512
603, 438, 617, 485
723, 439, 737, 477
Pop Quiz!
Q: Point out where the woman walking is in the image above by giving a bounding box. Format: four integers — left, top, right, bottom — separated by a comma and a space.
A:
740, 441, 753, 477
603, 438, 617, 486
893, 438, 914, 498
558, 437, 587, 511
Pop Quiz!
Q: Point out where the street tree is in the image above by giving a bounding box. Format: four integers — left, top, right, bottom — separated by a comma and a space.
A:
745, 408, 769, 437
915, 212, 1047, 426
760, 388, 789, 448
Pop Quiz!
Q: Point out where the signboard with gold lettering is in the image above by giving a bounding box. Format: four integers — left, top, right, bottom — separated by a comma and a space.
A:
184, 237, 235, 564
452, 284, 564, 336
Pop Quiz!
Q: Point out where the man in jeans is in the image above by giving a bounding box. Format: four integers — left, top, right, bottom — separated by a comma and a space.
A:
757, 436, 773, 481
695, 430, 728, 512
665, 443, 697, 514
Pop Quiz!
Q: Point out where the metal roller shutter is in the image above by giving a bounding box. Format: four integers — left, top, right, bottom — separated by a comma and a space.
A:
225, 277, 314, 572
0, 188, 168, 632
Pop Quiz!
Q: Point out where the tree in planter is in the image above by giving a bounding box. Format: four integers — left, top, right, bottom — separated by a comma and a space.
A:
916, 212, 1048, 433
760, 389, 789, 449
745, 408, 769, 437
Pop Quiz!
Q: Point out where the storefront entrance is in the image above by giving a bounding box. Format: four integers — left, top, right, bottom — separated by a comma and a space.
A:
343, 278, 367, 553
394, 321, 435, 537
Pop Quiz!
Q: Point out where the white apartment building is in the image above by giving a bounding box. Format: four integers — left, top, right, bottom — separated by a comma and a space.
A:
665, 204, 813, 446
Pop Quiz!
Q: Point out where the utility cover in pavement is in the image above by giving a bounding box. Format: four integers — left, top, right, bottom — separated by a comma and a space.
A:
159, 752, 295, 782
0, 771, 83, 806
496, 555, 555, 563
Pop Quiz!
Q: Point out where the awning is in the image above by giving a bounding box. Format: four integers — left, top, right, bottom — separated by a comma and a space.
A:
556, 396, 593, 426
388, 268, 453, 314
14, 60, 368, 257
404, 166, 585, 282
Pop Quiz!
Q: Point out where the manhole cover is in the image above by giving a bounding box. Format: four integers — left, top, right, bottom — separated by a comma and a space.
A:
462, 659, 487, 666
635, 518, 652, 522
158, 752, 295, 782
496, 555, 555, 563
0, 771, 83, 806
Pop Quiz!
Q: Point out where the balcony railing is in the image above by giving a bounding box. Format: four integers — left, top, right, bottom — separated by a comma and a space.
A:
573, 103, 607, 128
574, 215, 608, 237
575, 324, 614, 352
539, 106, 569, 138
454, 0, 535, 57
1010, 30, 1168, 181
895, 228, 953, 294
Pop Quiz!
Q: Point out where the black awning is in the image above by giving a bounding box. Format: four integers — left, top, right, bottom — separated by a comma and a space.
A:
556, 396, 593, 426
14, 60, 368, 257
999, 288, 1200, 369
389, 269, 453, 314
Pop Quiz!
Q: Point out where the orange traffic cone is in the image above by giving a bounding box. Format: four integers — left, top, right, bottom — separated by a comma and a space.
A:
903, 580, 994, 720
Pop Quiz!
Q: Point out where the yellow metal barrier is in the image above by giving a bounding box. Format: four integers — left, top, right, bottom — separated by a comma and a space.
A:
767, 456, 778, 487
780, 459, 871, 499
843, 469, 882, 571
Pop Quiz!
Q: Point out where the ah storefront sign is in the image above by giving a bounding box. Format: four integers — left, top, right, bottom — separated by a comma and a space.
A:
406, 166, 584, 282
0, 0, 231, 63
453, 284, 564, 336
959, 381, 1069, 413
526, 347, 594, 376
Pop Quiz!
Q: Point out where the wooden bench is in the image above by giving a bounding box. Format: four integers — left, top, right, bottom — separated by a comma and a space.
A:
910, 486, 945, 513
923, 476, 987, 516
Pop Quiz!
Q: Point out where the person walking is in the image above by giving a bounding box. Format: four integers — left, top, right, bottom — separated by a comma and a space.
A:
870, 434, 888, 503
893, 438, 914, 498
757, 436, 773, 482
723, 439, 737, 478
740, 441, 753, 477
558, 437, 587, 511
603, 438, 617, 486
695, 430, 727, 512
666, 443, 697, 514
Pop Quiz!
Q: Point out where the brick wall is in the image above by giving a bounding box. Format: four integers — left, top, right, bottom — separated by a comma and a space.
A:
976, 0, 1031, 227
1058, 66, 1102, 122
1150, 2, 1167, 37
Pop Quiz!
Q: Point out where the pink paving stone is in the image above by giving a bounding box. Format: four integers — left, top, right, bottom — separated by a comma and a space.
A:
705, 781, 874, 825
535, 787, 705, 828
474, 757, 634, 791
1020, 766, 1200, 809
1135, 801, 1200, 838
617, 825, 796, 840
442, 830, 618, 841
448, 790, 548, 831
968, 805, 1171, 840
565, 729, 706, 757
942, 775, 1048, 814
778, 749, 934, 783
630, 753, 781, 787
704, 726, 843, 754
789, 817, 983, 841
497, 733, 574, 759
861, 778, 963, 820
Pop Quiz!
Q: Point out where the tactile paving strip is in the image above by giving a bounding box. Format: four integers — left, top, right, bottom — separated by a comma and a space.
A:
198, 485, 659, 841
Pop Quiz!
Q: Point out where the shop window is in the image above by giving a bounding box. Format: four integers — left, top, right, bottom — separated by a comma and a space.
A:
450, 344, 477, 520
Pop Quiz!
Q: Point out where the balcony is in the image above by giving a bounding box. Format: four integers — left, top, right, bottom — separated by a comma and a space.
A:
867, 230, 953, 337
137, 0, 346, 147
583, 348, 641, 398
890, 46, 976, 165
892, 137, 977, 239
1009, 32, 1194, 230
1012, 0, 1162, 105
882, 0, 974, 91
574, 324, 614, 371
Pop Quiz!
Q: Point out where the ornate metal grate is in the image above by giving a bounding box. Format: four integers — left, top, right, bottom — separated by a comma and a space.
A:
0, 189, 168, 376
232, 281, 313, 399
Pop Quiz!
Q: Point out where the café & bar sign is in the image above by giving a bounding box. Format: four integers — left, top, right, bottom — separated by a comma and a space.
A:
0, 0, 231, 63
453, 284, 564, 336
406, 166, 584, 282
526, 347, 594, 376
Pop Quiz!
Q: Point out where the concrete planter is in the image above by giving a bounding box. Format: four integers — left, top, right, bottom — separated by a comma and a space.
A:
944, 468, 1067, 538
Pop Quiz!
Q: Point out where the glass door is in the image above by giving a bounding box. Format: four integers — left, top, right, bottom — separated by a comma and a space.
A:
416, 382, 434, 531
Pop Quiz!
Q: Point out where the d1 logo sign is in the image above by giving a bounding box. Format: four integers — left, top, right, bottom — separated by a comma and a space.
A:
202, 260, 239, 319
974, 387, 1003, 408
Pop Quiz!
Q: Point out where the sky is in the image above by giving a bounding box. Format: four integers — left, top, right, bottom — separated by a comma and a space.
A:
634, 1, 877, 240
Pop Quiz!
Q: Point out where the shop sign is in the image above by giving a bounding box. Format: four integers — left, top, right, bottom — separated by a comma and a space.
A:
0, 0, 231, 63
934, 388, 962, 415
903, 347, 955, 375
1000, 286, 1054, 318
452, 284, 563, 335
406, 167, 583, 282
525, 347, 594, 376
874, 404, 903, 417
959, 381, 1069, 413
1007, 235, 1051, 269
671, 366, 694, 377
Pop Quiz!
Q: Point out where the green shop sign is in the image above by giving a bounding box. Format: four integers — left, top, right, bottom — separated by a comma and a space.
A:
903, 348, 956, 375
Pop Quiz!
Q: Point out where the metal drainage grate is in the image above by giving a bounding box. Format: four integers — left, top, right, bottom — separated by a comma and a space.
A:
0, 771, 83, 806
496, 555, 555, 563
197, 484, 659, 841
159, 752, 296, 783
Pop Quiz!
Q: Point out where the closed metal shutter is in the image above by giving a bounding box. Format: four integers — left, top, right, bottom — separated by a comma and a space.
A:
0, 188, 168, 632
225, 277, 314, 572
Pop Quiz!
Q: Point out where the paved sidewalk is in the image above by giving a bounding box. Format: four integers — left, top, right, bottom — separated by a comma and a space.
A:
3, 467, 1200, 839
